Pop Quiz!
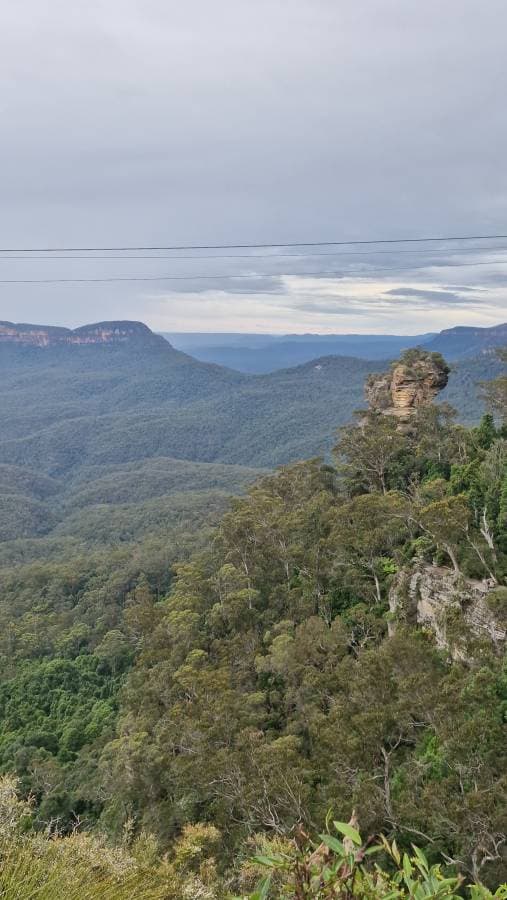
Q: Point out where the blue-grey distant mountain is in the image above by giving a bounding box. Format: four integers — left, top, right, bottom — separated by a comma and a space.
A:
421, 322, 507, 358
164, 322, 506, 373
163, 332, 436, 373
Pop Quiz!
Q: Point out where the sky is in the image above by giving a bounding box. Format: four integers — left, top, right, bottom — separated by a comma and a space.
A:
1, 0, 507, 334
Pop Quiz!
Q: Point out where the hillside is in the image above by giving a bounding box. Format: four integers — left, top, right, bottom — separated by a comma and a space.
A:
0, 335, 505, 893
0, 325, 381, 484
0, 322, 267, 629
99, 354, 506, 890
0, 321, 503, 551
0, 322, 501, 479
0, 457, 264, 544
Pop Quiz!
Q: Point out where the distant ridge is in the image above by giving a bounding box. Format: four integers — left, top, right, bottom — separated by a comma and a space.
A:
0, 318, 502, 484
163, 331, 434, 373
165, 321, 507, 373
2, 319, 505, 366
422, 322, 507, 357
0, 320, 161, 348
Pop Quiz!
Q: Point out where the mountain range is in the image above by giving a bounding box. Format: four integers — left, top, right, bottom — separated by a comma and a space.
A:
165, 321, 507, 372
0, 318, 504, 546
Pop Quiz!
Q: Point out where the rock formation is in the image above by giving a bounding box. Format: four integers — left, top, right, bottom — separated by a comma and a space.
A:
388, 560, 506, 658
365, 349, 449, 423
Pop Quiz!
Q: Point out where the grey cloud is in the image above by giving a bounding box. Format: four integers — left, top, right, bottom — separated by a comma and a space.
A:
439, 285, 488, 293
157, 275, 285, 295
1, 0, 507, 331
384, 287, 482, 305
284, 300, 376, 316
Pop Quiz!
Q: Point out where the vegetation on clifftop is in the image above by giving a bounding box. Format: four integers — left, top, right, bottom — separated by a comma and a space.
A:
97, 355, 507, 890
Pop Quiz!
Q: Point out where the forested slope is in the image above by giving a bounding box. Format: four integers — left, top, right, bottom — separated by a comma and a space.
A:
0, 324, 502, 482
96, 350, 506, 891
0, 327, 506, 895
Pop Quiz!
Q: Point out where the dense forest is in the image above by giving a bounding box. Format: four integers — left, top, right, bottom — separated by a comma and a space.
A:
0, 334, 506, 896
96, 350, 507, 893
0, 325, 502, 549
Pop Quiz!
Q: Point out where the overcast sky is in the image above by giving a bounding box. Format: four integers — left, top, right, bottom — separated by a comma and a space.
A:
1, 0, 507, 334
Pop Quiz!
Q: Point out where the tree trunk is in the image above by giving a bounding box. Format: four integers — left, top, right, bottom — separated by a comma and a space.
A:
381, 747, 393, 819
444, 544, 461, 576
480, 507, 497, 559
467, 537, 497, 584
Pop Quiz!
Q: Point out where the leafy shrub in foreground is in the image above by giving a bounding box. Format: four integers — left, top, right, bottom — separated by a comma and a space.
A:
238, 819, 507, 899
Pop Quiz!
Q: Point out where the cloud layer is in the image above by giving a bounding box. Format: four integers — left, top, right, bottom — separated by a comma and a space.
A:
1, 0, 507, 333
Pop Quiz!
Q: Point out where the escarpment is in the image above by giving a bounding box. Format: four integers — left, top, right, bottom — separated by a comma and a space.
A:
0, 320, 155, 347
366, 349, 449, 423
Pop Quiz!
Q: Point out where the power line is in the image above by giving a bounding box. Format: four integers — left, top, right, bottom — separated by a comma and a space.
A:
2, 232, 507, 253
3, 245, 507, 261
2, 258, 507, 285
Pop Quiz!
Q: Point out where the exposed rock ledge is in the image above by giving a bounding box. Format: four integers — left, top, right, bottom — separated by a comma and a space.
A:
388, 561, 506, 657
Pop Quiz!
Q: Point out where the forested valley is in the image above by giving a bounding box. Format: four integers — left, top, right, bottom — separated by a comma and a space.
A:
0, 327, 506, 897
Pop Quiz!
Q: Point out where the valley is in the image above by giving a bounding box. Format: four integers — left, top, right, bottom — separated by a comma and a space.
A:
0, 319, 505, 894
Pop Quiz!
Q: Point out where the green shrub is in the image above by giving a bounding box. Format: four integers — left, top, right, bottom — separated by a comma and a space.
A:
238, 819, 507, 899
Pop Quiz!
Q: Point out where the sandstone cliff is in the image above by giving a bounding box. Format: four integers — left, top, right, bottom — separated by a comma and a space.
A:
388, 560, 506, 658
366, 349, 449, 422
0, 320, 155, 348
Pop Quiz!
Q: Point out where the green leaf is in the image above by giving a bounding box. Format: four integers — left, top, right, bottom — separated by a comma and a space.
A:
319, 833, 345, 855
333, 820, 362, 845
252, 855, 281, 868
249, 876, 272, 900
258, 877, 272, 900
402, 852, 413, 879
411, 843, 429, 872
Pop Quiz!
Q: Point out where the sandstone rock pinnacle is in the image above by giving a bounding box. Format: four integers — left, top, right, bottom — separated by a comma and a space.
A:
365, 348, 449, 423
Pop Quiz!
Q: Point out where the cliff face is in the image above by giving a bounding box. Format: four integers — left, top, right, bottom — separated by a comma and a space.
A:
0, 321, 154, 348
388, 561, 506, 658
366, 351, 449, 422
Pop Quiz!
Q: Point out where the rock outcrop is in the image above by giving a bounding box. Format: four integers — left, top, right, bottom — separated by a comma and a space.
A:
365, 349, 449, 423
388, 560, 506, 658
